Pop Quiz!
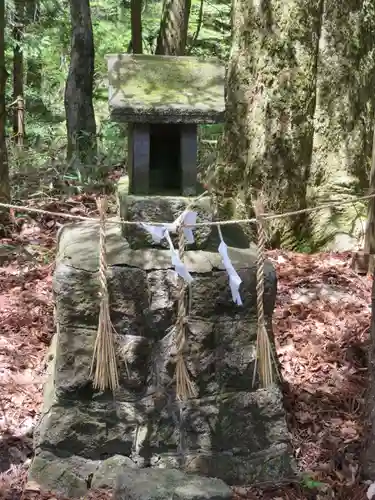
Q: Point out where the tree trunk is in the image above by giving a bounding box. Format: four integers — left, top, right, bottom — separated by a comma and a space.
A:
64, 0, 97, 168
13, 0, 25, 139
26, 0, 42, 106
131, 0, 143, 54
362, 270, 375, 477
26, 0, 39, 21
363, 124, 375, 274
362, 122, 375, 475
214, 0, 324, 247
0, 0, 9, 233
155, 0, 191, 55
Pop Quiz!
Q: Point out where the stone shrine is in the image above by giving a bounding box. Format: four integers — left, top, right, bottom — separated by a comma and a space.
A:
28, 55, 295, 499
107, 54, 225, 196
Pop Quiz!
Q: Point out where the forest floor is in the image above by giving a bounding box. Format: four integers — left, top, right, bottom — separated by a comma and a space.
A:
0, 192, 372, 500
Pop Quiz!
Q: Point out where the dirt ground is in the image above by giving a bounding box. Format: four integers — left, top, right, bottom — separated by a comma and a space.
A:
0, 195, 372, 500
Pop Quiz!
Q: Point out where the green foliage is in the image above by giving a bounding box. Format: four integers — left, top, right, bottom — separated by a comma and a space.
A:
301, 473, 327, 490
4, 0, 230, 197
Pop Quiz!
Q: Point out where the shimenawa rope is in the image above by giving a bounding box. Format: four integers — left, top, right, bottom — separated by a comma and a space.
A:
89, 197, 119, 392
5, 190, 372, 393
253, 198, 280, 387
1, 191, 374, 227
174, 224, 197, 401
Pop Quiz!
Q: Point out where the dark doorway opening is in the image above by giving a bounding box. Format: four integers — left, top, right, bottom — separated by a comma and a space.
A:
149, 124, 181, 195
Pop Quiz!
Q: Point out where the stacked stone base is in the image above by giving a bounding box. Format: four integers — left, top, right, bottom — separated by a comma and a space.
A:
29, 207, 294, 498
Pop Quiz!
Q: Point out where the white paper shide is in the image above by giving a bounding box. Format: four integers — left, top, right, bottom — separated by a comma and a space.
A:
140, 212, 243, 305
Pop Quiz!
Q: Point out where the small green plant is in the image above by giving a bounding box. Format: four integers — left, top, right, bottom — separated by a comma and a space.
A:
301, 473, 327, 490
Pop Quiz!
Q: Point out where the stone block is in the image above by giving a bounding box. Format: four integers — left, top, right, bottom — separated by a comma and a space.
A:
34, 401, 139, 459
91, 455, 136, 489
152, 318, 261, 396
119, 194, 214, 249
147, 388, 290, 458
53, 263, 100, 329
28, 452, 138, 498
151, 445, 294, 485
107, 266, 150, 335
28, 450, 98, 498
114, 468, 231, 500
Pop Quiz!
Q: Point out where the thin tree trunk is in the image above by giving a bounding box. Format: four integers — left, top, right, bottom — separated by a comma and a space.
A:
362, 265, 375, 477
26, 0, 42, 107
131, 0, 143, 54
361, 122, 375, 476
0, 0, 9, 233
64, 0, 97, 168
155, 0, 191, 56
364, 124, 375, 268
186, 0, 203, 55
26, 0, 38, 21
13, 0, 25, 138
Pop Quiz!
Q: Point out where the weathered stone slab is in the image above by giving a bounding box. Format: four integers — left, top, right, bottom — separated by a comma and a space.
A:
56, 220, 259, 272
119, 194, 214, 249
29, 450, 99, 498
152, 444, 292, 485
91, 454, 136, 489
30, 220, 295, 495
29, 451, 137, 498
153, 318, 266, 394
146, 389, 291, 464
114, 468, 232, 500
34, 401, 141, 458
107, 54, 225, 124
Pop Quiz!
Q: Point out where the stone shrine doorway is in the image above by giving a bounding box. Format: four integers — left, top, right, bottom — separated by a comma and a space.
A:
149, 123, 181, 195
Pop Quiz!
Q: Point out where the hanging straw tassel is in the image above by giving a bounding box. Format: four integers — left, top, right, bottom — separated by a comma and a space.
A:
90, 197, 120, 392
174, 224, 197, 401
252, 197, 279, 388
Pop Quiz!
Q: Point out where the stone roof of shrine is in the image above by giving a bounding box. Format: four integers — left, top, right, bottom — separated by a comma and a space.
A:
106, 54, 225, 124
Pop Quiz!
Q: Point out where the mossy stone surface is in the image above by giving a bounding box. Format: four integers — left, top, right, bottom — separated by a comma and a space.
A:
107, 54, 225, 123
119, 194, 215, 250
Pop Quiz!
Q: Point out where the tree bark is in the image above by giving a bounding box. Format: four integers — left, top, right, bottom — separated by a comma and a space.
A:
214, 0, 324, 247
186, 0, 203, 55
362, 121, 375, 475
26, 0, 39, 21
364, 124, 375, 269
131, 0, 143, 54
0, 0, 9, 233
362, 270, 375, 477
26, 0, 42, 102
155, 0, 191, 55
64, 0, 97, 168
13, 0, 25, 138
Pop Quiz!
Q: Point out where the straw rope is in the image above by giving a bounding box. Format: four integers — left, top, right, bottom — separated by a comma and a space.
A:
253, 198, 280, 387
0, 191, 374, 227
89, 197, 119, 392
171, 189, 208, 400
174, 224, 197, 401
3, 190, 374, 393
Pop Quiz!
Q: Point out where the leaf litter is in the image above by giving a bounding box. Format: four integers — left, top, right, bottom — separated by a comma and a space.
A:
0, 198, 373, 500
